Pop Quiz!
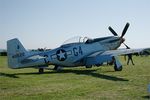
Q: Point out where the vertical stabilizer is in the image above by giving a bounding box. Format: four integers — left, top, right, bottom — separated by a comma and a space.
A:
7, 38, 28, 68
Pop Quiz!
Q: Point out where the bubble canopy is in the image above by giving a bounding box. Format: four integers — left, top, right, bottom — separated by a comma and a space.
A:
62, 36, 90, 45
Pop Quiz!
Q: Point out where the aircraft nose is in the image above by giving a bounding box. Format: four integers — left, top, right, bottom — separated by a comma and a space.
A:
121, 38, 125, 43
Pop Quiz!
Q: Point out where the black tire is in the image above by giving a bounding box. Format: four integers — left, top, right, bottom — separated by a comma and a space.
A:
54, 66, 58, 70
95, 63, 103, 67
39, 68, 44, 73
54, 65, 62, 71
86, 65, 92, 68
114, 64, 122, 71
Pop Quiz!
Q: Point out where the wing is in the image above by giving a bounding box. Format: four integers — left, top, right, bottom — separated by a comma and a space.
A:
78, 48, 146, 66
101, 48, 145, 56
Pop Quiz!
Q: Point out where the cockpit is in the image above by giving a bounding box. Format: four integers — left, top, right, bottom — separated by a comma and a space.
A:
61, 36, 115, 47
61, 36, 93, 47
62, 36, 92, 45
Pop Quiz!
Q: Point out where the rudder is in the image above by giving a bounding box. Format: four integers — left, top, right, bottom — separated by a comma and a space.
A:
7, 38, 28, 68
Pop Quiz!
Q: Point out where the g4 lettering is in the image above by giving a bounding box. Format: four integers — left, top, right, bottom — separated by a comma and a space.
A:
73, 46, 83, 56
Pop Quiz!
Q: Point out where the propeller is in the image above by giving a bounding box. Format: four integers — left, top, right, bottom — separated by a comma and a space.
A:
108, 26, 118, 36
123, 43, 130, 49
121, 23, 130, 38
108, 22, 130, 49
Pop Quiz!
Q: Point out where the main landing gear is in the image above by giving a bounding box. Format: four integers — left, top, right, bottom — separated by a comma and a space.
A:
53, 65, 63, 71
113, 56, 122, 71
114, 64, 122, 71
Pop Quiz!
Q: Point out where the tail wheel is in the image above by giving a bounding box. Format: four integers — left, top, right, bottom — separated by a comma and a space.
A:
39, 68, 44, 73
86, 65, 92, 68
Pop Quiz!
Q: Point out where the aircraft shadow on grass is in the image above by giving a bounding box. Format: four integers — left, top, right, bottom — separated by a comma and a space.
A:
0, 69, 128, 82
0, 72, 19, 78
142, 95, 150, 99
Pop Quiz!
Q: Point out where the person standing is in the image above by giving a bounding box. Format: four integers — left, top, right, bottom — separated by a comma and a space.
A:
127, 53, 135, 65
126, 46, 135, 65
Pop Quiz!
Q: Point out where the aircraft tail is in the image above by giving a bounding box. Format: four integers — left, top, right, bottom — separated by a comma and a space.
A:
7, 38, 28, 69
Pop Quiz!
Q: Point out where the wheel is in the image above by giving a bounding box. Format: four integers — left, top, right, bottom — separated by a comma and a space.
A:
39, 68, 44, 73
54, 65, 62, 71
95, 63, 103, 67
54, 65, 58, 70
114, 64, 122, 71
86, 65, 92, 68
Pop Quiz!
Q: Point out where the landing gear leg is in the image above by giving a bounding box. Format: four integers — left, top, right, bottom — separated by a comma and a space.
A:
54, 65, 58, 70
54, 65, 63, 71
113, 56, 123, 71
114, 63, 122, 71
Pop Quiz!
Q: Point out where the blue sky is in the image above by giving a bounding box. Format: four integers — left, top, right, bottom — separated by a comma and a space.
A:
0, 0, 150, 49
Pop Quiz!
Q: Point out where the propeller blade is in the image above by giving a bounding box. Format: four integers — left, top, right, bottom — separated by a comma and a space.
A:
108, 26, 118, 36
121, 23, 130, 38
123, 43, 130, 49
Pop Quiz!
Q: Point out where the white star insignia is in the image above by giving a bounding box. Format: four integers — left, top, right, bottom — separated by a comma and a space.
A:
57, 50, 66, 60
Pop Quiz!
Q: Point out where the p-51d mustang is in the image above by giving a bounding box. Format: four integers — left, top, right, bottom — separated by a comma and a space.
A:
7, 23, 143, 73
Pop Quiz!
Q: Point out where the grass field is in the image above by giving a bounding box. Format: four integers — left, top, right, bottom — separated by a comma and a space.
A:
0, 56, 150, 100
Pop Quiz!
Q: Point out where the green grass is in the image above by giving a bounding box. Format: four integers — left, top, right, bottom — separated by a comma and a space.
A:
0, 56, 150, 100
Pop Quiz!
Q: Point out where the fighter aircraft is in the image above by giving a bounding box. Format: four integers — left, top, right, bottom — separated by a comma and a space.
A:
7, 23, 143, 73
